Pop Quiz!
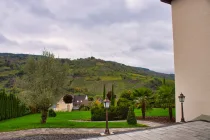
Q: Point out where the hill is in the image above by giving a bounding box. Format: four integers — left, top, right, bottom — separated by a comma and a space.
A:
0, 53, 174, 97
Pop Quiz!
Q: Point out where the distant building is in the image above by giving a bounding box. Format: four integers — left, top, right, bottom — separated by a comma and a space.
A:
53, 97, 73, 112
53, 94, 89, 111
72, 95, 89, 110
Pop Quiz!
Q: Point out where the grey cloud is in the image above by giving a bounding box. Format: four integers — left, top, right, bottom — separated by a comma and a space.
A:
148, 40, 172, 51
0, 33, 17, 45
56, 0, 171, 27
0, 0, 174, 73
12, 0, 55, 19
20, 41, 70, 52
0, 34, 9, 43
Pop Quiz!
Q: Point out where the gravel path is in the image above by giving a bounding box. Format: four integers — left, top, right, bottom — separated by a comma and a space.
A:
68, 120, 165, 127
0, 121, 164, 140
11, 134, 99, 140
0, 128, 144, 140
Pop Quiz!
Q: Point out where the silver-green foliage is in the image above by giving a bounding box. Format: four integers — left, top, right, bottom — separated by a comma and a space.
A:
17, 51, 68, 122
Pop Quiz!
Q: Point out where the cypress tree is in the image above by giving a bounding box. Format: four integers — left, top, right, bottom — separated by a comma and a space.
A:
13, 97, 17, 118
127, 106, 137, 125
0, 89, 28, 120
163, 77, 166, 85
111, 84, 115, 106
103, 84, 106, 100
1, 93, 3, 120
0, 92, 2, 121
2, 91, 6, 120
10, 94, 13, 118
5, 93, 8, 119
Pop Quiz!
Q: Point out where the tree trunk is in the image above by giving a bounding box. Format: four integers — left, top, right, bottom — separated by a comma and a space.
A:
169, 107, 173, 121
142, 101, 146, 119
41, 109, 48, 124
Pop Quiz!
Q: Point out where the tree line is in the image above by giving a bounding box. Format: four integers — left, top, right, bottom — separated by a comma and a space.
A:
118, 79, 175, 121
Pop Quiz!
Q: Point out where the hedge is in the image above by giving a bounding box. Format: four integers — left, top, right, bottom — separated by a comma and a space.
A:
91, 105, 129, 121
0, 89, 30, 121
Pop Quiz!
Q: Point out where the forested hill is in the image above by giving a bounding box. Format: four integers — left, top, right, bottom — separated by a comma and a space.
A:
0, 53, 174, 96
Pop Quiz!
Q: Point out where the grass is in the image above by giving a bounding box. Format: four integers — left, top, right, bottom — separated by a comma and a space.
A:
56, 111, 91, 120
0, 108, 175, 132
135, 108, 176, 117
0, 111, 145, 132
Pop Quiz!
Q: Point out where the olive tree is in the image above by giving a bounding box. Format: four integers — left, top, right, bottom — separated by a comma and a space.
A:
17, 51, 69, 124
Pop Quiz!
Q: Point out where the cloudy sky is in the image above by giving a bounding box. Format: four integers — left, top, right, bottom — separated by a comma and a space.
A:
0, 0, 174, 73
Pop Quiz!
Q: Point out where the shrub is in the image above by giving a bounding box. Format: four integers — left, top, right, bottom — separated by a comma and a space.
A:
91, 105, 129, 121
116, 105, 129, 120
79, 104, 90, 111
88, 96, 94, 101
117, 98, 132, 107
91, 106, 105, 121
127, 106, 137, 125
120, 90, 134, 100
48, 109, 56, 117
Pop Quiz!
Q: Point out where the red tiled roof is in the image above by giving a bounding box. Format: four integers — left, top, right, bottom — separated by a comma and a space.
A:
160, 0, 173, 4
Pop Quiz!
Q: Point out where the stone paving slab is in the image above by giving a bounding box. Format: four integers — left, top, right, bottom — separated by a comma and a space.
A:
85, 121, 210, 140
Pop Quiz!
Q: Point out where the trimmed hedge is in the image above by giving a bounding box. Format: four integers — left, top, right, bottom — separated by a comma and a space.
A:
0, 89, 30, 121
91, 105, 129, 121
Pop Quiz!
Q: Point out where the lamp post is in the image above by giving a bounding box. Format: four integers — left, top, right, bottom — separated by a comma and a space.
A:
103, 98, 110, 135
178, 93, 185, 122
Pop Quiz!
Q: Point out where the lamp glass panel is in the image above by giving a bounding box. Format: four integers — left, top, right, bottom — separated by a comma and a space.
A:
106, 101, 110, 108
103, 102, 106, 108
179, 97, 185, 102
182, 97, 185, 102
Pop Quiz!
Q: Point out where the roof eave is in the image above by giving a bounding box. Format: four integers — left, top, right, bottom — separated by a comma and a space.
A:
160, 0, 172, 4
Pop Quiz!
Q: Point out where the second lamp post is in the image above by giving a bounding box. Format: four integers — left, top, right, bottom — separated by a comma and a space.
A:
103, 98, 110, 135
178, 93, 186, 122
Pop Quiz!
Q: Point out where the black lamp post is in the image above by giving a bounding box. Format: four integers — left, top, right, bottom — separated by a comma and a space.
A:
103, 98, 110, 135
178, 93, 185, 122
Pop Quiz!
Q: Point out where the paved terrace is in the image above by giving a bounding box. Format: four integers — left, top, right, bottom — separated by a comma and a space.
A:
84, 121, 210, 140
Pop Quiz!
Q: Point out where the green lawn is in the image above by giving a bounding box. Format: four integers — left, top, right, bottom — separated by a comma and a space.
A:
135, 108, 176, 117
0, 108, 175, 132
0, 111, 145, 132
57, 111, 91, 120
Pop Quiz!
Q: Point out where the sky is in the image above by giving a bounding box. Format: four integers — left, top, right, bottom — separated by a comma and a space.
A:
0, 0, 174, 73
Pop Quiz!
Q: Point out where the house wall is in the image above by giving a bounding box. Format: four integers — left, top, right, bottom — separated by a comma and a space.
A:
54, 100, 73, 112
171, 0, 210, 121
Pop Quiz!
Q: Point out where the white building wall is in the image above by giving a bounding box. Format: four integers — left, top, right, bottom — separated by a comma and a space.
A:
171, 0, 210, 121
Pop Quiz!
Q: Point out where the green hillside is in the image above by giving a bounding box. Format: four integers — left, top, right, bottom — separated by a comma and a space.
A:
0, 53, 174, 97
